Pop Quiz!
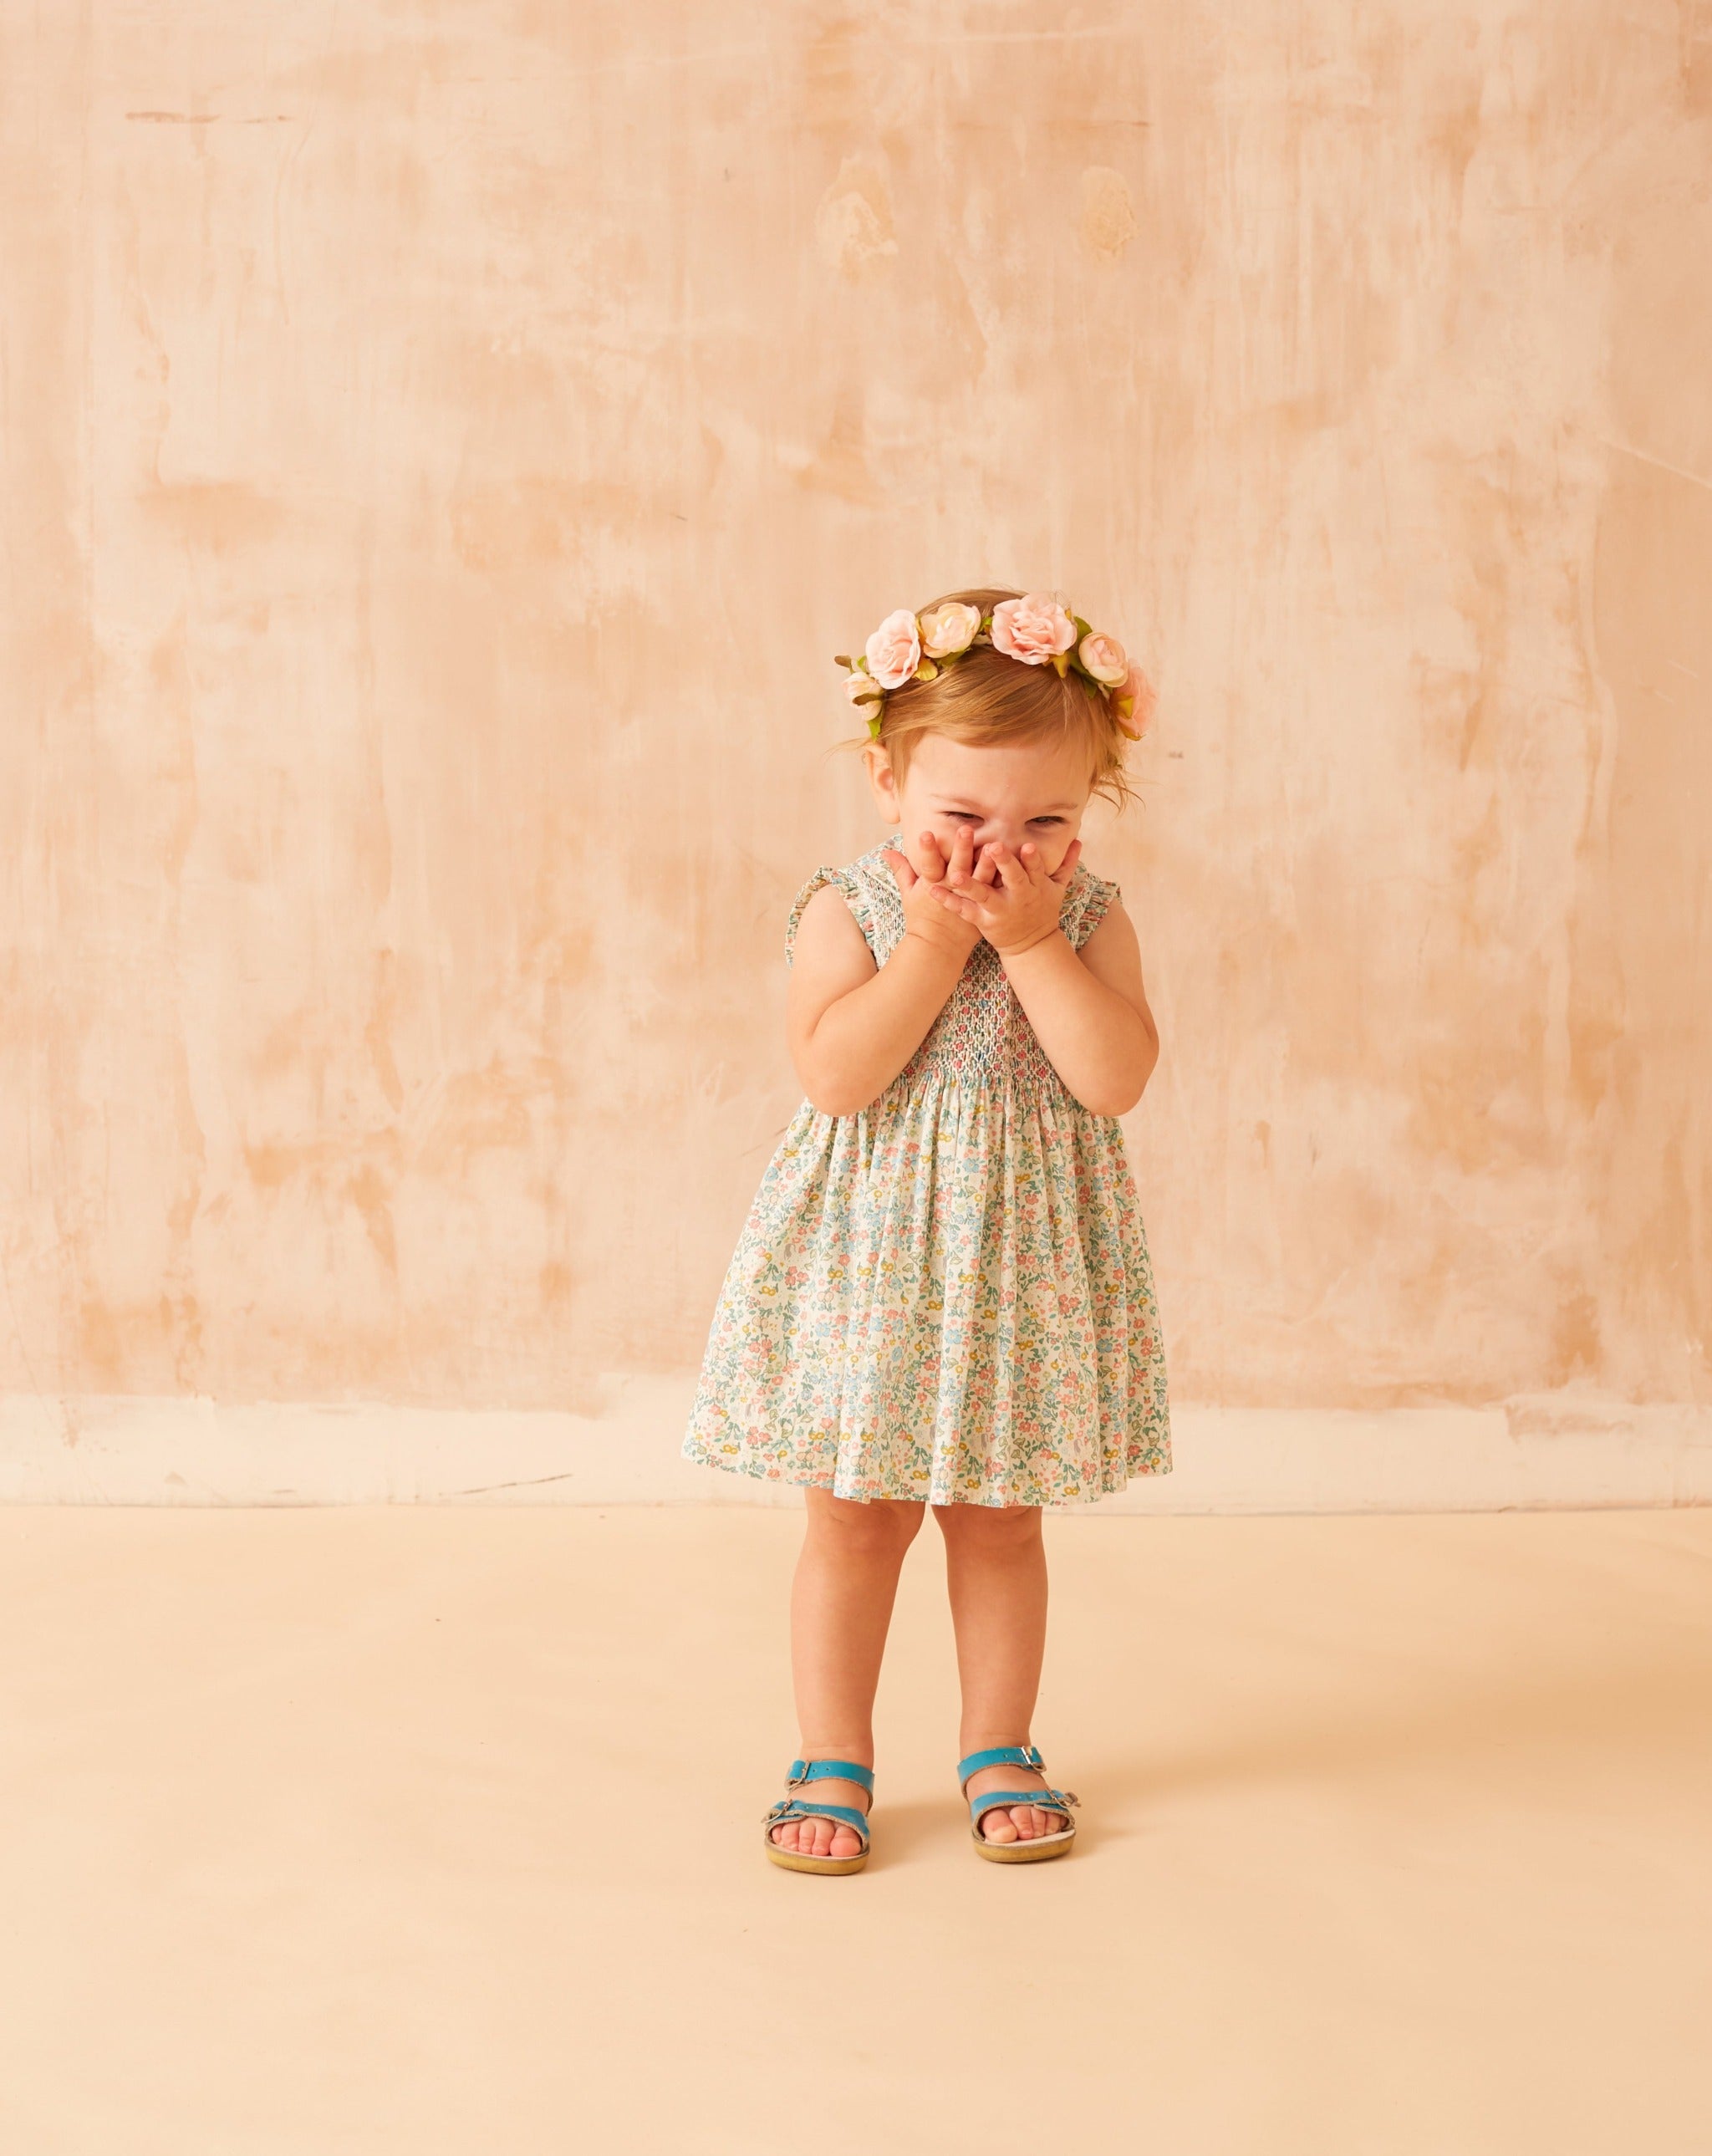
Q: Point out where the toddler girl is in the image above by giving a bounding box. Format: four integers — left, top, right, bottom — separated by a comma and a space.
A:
682, 585, 1172, 1870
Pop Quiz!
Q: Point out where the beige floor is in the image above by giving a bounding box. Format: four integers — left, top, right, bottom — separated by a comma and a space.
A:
3, 1504, 1709, 2156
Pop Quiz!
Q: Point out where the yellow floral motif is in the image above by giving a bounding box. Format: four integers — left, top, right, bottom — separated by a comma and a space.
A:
680, 834, 1172, 1509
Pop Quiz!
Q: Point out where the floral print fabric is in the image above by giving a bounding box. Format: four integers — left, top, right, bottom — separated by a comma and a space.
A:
680, 833, 1172, 1507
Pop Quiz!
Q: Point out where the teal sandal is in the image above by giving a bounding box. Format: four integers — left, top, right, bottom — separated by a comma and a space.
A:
763, 1758, 874, 1875
958, 1743, 1080, 1864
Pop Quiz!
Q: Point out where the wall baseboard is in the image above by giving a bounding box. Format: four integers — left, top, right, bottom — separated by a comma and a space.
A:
3, 1379, 1709, 1511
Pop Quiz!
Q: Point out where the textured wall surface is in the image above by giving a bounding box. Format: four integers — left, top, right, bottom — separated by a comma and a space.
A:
2, 3, 1708, 1419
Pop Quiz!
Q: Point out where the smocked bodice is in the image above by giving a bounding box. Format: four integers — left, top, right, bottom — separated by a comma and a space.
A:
784, 836, 1119, 1104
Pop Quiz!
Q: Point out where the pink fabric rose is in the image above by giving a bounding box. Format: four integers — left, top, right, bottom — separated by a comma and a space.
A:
1112, 660, 1158, 740
990, 592, 1077, 665
844, 668, 884, 706
864, 608, 924, 690
1077, 631, 1128, 687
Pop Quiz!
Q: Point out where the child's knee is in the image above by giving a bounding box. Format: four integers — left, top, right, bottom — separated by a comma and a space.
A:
932, 1500, 1042, 1548
806, 1489, 925, 1557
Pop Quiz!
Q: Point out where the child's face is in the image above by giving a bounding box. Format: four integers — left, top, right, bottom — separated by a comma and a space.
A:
865, 729, 1094, 878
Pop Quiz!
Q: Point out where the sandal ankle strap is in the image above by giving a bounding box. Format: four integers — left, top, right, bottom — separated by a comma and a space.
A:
956, 1742, 1046, 1789
786, 1757, 874, 1792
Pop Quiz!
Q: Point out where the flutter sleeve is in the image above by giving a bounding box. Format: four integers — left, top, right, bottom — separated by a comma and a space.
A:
784, 865, 856, 969
1062, 864, 1121, 951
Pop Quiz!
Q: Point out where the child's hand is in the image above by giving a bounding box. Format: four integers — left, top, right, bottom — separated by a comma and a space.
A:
881, 827, 995, 963
936, 836, 1083, 955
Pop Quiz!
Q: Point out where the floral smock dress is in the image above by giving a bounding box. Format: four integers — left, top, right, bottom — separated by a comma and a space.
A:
680, 832, 1172, 1507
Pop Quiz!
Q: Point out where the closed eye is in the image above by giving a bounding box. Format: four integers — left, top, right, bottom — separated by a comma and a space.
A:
942, 812, 1065, 826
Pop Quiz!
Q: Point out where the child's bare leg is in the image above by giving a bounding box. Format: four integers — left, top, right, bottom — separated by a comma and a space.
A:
770, 1488, 925, 1858
933, 1501, 1062, 1844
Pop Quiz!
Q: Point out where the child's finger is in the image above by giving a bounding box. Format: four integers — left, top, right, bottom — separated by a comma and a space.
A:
1016, 840, 1048, 882
882, 844, 917, 889
988, 844, 1027, 892
1047, 836, 1083, 885
945, 828, 981, 890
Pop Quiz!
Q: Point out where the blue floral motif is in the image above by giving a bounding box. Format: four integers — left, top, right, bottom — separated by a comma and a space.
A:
681, 834, 1172, 1506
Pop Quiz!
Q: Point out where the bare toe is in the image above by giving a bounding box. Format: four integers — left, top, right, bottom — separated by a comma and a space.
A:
771, 1771, 872, 1861
964, 1756, 1074, 1846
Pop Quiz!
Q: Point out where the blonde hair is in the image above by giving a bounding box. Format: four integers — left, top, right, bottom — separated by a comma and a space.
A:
834, 585, 1142, 813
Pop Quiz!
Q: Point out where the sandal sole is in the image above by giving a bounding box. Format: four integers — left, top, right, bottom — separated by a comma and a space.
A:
766, 1845, 869, 1875
971, 1828, 1076, 1863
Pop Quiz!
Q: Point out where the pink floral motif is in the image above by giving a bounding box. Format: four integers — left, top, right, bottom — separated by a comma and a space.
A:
864, 608, 924, 690
1113, 660, 1158, 740
680, 834, 1173, 1507
990, 592, 1077, 665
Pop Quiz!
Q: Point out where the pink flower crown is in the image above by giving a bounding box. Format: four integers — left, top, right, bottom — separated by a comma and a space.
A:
835, 590, 1157, 743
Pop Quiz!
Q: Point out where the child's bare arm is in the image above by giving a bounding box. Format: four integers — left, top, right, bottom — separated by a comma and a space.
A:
932, 839, 1159, 1116
786, 833, 990, 1115
1001, 899, 1159, 1116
